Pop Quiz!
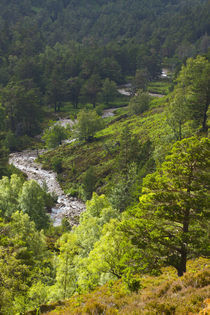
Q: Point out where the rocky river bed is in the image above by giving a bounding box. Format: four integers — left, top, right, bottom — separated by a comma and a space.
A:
9, 149, 86, 226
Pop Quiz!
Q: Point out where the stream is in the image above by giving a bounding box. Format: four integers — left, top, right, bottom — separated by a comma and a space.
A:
8, 108, 117, 226
9, 149, 86, 226
117, 68, 169, 98
117, 85, 165, 98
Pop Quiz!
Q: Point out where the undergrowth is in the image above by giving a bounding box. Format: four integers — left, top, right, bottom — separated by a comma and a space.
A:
38, 103, 171, 200
31, 258, 210, 315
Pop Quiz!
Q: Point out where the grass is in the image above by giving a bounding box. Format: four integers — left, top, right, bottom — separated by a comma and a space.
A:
31, 258, 210, 314
147, 79, 172, 95
38, 99, 175, 200
150, 95, 168, 109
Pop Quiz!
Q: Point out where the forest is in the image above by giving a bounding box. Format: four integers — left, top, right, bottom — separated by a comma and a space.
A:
0, 0, 209, 314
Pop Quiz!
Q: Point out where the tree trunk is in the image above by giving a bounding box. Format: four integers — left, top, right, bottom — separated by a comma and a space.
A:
178, 206, 190, 276
178, 247, 187, 276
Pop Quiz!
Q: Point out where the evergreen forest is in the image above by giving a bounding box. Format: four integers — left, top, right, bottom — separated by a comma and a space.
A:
0, 0, 209, 314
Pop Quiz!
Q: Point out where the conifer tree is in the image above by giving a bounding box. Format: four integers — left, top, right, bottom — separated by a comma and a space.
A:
125, 137, 210, 276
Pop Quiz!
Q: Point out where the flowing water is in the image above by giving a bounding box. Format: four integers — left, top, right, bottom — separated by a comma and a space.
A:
9, 149, 85, 226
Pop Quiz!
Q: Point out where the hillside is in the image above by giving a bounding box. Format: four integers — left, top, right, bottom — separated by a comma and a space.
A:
0, 1, 209, 314
39, 98, 168, 200
0, 1, 209, 157
29, 258, 210, 314
0, 0, 209, 54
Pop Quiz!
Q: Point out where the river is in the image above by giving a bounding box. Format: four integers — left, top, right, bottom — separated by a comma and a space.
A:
8, 109, 118, 226
9, 149, 86, 226
117, 85, 165, 98
117, 68, 169, 98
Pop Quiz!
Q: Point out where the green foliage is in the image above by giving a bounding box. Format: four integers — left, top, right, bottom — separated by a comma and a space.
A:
1, 80, 42, 136
125, 137, 210, 276
0, 104, 6, 131
51, 156, 63, 173
19, 180, 50, 230
0, 174, 23, 217
128, 90, 151, 115
66, 76, 83, 109
117, 125, 142, 172
0, 174, 52, 229
122, 271, 141, 292
108, 125, 153, 211
53, 194, 119, 299
74, 110, 104, 142
175, 55, 210, 131
28, 281, 48, 311
4, 131, 20, 151
82, 166, 97, 200
147, 80, 171, 95
100, 78, 117, 105
45, 73, 65, 113
132, 68, 149, 94
0, 211, 51, 314
50, 233, 79, 300
80, 74, 101, 108
167, 86, 189, 140
76, 193, 119, 257
42, 123, 70, 148
109, 163, 138, 211
39, 106, 168, 199
42, 258, 210, 315
0, 142, 8, 178
0, 2, 210, 313
77, 219, 143, 291
95, 104, 104, 116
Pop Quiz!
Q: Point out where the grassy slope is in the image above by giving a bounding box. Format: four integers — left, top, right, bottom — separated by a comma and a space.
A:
30, 258, 209, 314
39, 97, 169, 198
147, 79, 172, 95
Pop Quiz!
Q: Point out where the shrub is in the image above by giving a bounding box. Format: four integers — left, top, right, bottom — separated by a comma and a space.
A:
42, 124, 69, 148
4, 131, 20, 151
51, 157, 63, 173
128, 89, 151, 115
82, 166, 97, 200
74, 110, 104, 142
95, 104, 104, 116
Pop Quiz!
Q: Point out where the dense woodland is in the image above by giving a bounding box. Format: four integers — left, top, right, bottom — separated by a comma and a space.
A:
0, 0, 209, 314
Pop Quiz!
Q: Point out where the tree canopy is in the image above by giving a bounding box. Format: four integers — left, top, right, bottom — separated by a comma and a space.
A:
74, 110, 104, 142
124, 136, 210, 276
